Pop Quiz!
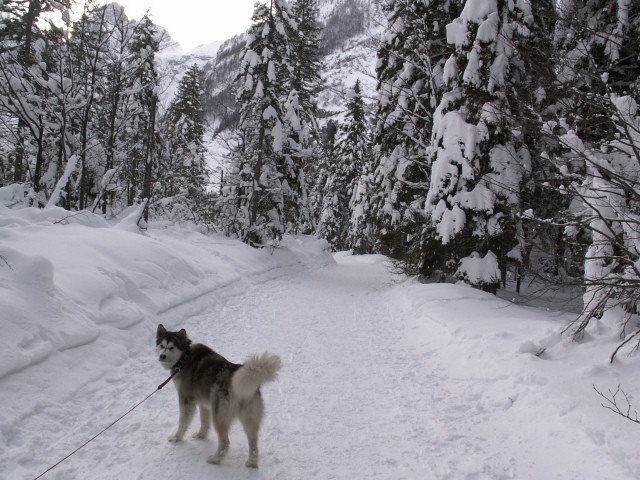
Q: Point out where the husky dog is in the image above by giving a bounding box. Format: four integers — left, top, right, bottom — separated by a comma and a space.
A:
156, 324, 281, 468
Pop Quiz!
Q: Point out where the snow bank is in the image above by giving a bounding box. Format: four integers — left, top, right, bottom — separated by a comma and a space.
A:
0, 247, 99, 378
0, 205, 333, 381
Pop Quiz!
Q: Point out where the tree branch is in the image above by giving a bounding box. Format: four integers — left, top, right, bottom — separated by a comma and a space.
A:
593, 384, 640, 424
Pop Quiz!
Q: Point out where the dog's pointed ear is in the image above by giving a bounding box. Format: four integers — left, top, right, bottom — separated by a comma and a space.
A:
157, 324, 167, 338
177, 328, 188, 342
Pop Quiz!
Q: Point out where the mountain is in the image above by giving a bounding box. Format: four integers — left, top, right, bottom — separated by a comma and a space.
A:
156, 0, 383, 134
316, 0, 382, 118
156, 39, 223, 110
201, 34, 247, 133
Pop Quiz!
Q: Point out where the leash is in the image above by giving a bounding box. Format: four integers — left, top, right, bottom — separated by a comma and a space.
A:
32, 370, 179, 480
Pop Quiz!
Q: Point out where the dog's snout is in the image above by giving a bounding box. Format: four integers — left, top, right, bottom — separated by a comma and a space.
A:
160, 354, 166, 361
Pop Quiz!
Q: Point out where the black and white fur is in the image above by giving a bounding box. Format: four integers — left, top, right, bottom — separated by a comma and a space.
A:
156, 324, 281, 468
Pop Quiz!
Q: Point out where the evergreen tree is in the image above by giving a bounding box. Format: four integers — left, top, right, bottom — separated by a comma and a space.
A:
425, 0, 543, 292
289, 0, 323, 233
369, 0, 462, 261
340, 81, 375, 253
290, 0, 322, 122
308, 118, 337, 238
348, 161, 375, 254
221, 0, 304, 246
160, 64, 209, 221
317, 80, 369, 250
511, 0, 565, 285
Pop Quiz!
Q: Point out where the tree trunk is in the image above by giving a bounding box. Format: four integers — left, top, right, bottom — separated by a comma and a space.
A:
103, 67, 122, 214
142, 95, 157, 223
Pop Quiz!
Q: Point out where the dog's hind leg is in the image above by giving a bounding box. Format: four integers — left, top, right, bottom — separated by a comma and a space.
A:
239, 397, 264, 468
192, 404, 211, 439
207, 412, 232, 465
168, 397, 196, 442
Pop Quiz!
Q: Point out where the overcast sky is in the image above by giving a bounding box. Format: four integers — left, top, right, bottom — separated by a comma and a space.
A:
113, 0, 256, 51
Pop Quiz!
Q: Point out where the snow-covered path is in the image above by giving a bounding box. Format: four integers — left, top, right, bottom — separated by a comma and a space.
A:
150, 253, 436, 479
2, 228, 639, 480
216, 254, 435, 479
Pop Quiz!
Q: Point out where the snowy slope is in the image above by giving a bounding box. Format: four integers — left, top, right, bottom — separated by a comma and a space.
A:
1, 202, 639, 479
157, 40, 222, 109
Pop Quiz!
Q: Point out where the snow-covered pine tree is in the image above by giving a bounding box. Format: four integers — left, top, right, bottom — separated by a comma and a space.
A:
290, 0, 322, 123
425, 0, 541, 292
369, 0, 462, 263
308, 118, 336, 241
160, 64, 209, 222
348, 164, 375, 254
289, 0, 323, 233
340, 80, 375, 253
222, 0, 306, 246
317, 80, 369, 250
501, 0, 566, 286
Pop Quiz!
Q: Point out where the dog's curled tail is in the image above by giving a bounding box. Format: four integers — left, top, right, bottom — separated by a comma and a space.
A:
232, 352, 282, 401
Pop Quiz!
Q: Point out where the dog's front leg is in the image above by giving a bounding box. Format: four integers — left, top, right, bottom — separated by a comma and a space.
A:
168, 396, 196, 442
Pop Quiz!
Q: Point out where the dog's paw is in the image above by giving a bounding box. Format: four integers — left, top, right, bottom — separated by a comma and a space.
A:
167, 433, 183, 442
206, 453, 223, 465
245, 450, 259, 468
192, 430, 208, 440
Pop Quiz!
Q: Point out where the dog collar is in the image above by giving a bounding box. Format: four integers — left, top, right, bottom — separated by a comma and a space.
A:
171, 350, 190, 374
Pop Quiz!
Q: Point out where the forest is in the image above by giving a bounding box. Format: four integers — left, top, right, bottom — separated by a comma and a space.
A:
1, 0, 639, 355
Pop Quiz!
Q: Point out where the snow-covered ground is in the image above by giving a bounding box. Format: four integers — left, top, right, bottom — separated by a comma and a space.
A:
1, 202, 639, 480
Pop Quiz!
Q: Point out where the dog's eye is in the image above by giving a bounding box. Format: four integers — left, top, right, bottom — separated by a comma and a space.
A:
169, 347, 174, 351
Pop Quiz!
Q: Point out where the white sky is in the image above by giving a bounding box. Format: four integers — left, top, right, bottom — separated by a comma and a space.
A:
113, 0, 257, 51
